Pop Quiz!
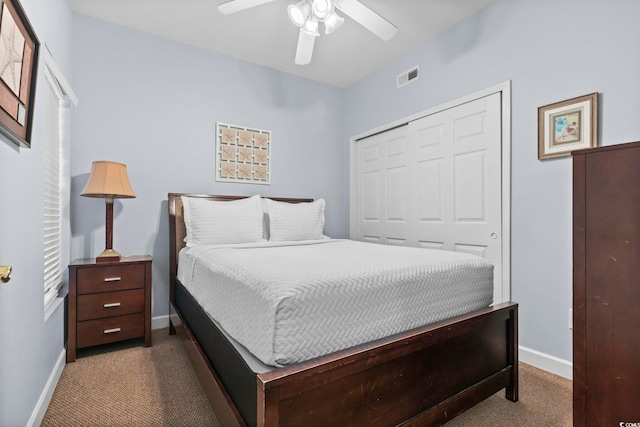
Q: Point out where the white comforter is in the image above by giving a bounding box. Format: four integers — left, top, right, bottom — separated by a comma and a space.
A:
178, 239, 493, 367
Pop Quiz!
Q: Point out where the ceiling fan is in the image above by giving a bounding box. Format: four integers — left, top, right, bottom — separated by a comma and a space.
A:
218, 0, 398, 65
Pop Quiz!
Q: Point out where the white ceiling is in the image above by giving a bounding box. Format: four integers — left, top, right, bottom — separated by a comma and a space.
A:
69, 0, 495, 88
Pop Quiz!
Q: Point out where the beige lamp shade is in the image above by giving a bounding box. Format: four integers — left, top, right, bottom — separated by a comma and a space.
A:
81, 161, 135, 262
81, 161, 136, 198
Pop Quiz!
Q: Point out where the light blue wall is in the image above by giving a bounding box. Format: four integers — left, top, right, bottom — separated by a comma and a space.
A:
344, 0, 640, 363
70, 15, 347, 322
0, 0, 74, 425
7, 1, 637, 423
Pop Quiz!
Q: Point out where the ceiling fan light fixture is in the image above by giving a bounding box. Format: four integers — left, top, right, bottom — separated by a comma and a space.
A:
311, 0, 331, 19
301, 16, 320, 37
288, 0, 311, 27
221, 0, 398, 66
324, 10, 344, 34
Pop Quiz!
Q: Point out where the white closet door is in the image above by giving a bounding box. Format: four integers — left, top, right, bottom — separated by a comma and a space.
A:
357, 125, 411, 245
356, 92, 503, 303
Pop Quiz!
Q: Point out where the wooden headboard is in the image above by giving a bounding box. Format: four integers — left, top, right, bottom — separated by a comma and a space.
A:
167, 193, 313, 302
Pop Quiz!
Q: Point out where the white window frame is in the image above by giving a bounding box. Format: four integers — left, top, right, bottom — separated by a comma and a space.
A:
43, 48, 77, 314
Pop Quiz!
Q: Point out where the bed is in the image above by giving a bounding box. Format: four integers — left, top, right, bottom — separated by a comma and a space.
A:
168, 193, 518, 426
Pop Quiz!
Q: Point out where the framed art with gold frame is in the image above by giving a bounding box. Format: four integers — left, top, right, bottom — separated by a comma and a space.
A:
0, 0, 39, 148
538, 92, 598, 160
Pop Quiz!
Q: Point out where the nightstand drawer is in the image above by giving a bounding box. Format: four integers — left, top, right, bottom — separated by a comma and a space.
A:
77, 264, 145, 294
77, 289, 145, 321
77, 313, 145, 348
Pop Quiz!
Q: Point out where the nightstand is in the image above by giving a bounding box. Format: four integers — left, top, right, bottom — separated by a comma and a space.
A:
67, 255, 152, 362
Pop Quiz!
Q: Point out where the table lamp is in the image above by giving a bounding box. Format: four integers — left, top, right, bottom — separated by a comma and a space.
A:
81, 161, 136, 262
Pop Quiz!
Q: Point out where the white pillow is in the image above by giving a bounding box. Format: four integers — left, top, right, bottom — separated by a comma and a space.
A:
182, 195, 264, 247
261, 197, 270, 240
265, 198, 325, 241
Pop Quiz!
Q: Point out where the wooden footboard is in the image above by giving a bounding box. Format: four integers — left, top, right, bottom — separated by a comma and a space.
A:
170, 300, 518, 427
256, 302, 518, 426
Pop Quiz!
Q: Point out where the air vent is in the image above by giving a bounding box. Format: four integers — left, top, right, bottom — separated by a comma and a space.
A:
397, 66, 420, 88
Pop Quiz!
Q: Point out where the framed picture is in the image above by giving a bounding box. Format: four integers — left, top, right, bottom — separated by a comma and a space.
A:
0, 0, 39, 148
215, 122, 271, 184
538, 93, 598, 160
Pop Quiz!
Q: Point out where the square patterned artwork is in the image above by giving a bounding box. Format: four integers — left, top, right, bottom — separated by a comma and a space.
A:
215, 122, 271, 184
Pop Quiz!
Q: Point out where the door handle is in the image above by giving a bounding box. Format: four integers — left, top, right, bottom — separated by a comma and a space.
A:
0, 266, 12, 283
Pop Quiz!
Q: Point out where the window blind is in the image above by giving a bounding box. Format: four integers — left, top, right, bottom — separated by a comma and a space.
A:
44, 73, 63, 309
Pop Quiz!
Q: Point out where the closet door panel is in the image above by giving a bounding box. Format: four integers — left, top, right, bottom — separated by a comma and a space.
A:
356, 92, 504, 303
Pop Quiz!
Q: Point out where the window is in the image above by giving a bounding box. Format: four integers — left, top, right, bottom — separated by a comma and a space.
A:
43, 50, 77, 313
43, 69, 64, 309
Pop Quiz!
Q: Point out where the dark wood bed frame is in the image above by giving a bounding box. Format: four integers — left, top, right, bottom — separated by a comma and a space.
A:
168, 193, 519, 426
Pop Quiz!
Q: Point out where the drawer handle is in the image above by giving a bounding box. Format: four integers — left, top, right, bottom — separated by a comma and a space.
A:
104, 277, 122, 282
103, 302, 121, 308
103, 328, 121, 334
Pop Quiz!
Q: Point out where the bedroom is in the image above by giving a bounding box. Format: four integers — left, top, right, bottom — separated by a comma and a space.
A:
0, 0, 638, 425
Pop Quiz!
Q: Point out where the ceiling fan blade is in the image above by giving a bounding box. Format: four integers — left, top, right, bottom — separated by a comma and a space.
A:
295, 30, 316, 65
218, 0, 277, 15
335, 0, 398, 41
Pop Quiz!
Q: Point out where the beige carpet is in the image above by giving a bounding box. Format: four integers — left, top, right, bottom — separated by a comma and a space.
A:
43, 329, 571, 426
43, 329, 219, 427
444, 363, 572, 426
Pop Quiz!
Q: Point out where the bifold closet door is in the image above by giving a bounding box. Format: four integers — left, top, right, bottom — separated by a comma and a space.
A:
356, 93, 502, 302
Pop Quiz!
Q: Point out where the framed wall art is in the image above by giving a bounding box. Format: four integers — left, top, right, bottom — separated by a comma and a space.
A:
215, 122, 271, 184
0, 0, 39, 148
538, 92, 598, 160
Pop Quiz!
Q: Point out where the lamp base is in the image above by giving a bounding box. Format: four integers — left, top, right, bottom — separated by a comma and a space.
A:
96, 248, 121, 263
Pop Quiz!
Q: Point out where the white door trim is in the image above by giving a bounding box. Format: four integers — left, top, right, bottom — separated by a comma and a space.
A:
349, 80, 512, 301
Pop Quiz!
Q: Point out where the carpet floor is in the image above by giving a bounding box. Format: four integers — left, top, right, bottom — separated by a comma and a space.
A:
42, 329, 571, 426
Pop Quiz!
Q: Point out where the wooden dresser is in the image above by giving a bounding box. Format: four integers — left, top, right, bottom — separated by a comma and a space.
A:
67, 255, 152, 362
573, 141, 640, 426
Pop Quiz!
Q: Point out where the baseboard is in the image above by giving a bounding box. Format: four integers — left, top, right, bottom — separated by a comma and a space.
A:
27, 348, 66, 427
519, 345, 572, 380
152, 314, 170, 330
